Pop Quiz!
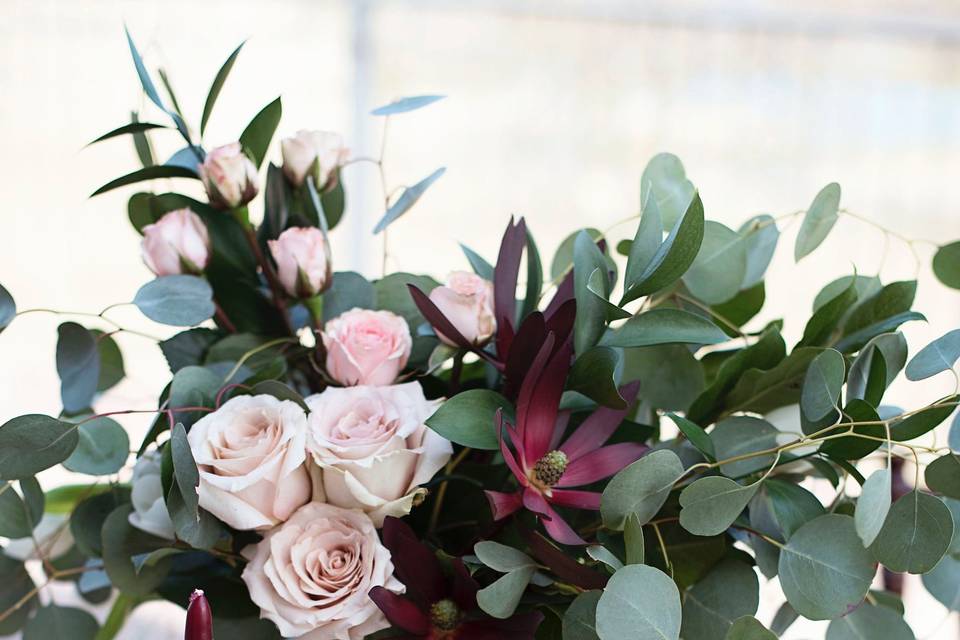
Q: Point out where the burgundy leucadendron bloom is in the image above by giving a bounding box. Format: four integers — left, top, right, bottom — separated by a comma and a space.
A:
486, 334, 645, 545
369, 517, 542, 639
185, 589, 213, 640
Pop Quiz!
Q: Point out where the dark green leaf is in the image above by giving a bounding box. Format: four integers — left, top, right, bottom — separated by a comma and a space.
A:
601, 450, 684, 530
855, 468, 891, 547
101, 505, 171, 597
905, 329, 960, 381
795, 182, 841, 261
819, 400, 883, 460
800, 348, 844, 422
201, 41, 245, 135
521, 229, 543, 321
563, 590, 601, 640
169, 365, 222, 428
250, 380, 309, 412
825, 602, 915, 640
159, 328, 220, 373
0, 282, 15, 332
239, 97, 282, 168
847, 333, 906, 405
574, 232, 613, 354
460, 244, 495, 280
70, 487, 131, 557
922, 553, 960, 611
63, 417, 129, 475
844, 280, 916, 336
723, 347, 820, 416
798, 278, 858, 347
568, 347, 626, 409
624, 345, 704, 412
425, 389, 512, 449
90, 165, 198, 197
322, 272, 376, 323
167, 423, 224, 548
926, 454, 960, 499
596, 564, 681, 640
88, 122, 169, 145
933, 241, 960, 289
0, 415, 78, 480
134, 275, 215, 326
869, 491, 954, 574
601, 309, 727, 349
372, 168, 446, 233
0, 554, 37, 635
711, 283, 765, 335
0, 478, 43, 538
681, 559, 759, 640
129, 111, 156, 167
624, 514, 645, 565
758, 479, 825, 539
56, 322, 100, 413
834, 311, 926, 353
890, 397, 958, 441
666, 413, 714, 461
778, 514, 874, 620
371, 95, 445, 115
624, 195, 662, 290
724, 616, 777, 640
23, 605, 98, 640
91, 330, 125, 392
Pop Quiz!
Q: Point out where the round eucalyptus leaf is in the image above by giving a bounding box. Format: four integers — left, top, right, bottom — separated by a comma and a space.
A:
23, 605, 98, 640
683, 221, 748, 305
0, 414, 78, 480
754, 478, 824, 540
825, 602, 915, 640
800, 348, 844, 422
0, 281, 15, 332
679, 476, 758, 537
738, 215, 779, 289
56, 322, 100, 414
563, 590, 602, 640
623, 345, 704, 412
62, 417, 129, 476
869, 491, 954, 574
70, 487, 131, 557
855, 469, 892, 547
724, 616, 776, 640
778, 514, 874, 620
640, 153, 696, 231
933, 241, 960, 289
681, 559, 759, 640
596, 564, 681, 640
795, 182, 841, 261
133, 275, 215, 326
921, 553, 960, 611
711, 416, 779, 478
601, 450, 684, 530
905, 329, 960, 381
474, 541, 535, 573
925, 454, 960, 499
92, 330, 125, 392
551, 228, 601, 281
0, 478, 44, 538
101, 505, 171, 597
476, 566, 535, 619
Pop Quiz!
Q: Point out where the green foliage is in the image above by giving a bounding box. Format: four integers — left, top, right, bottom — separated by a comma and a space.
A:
201, 41, 245, 135
601, 308, 727, 348
925, 454, 960, 499
372, 167, 446, 233
800, 348, 844, 422
625, 346, 705, 412
56, 322, 100, 413
601, 450, 684, 530
574, 231, 616, 354
679, 476, 758, 536
24, 605, 99, 640
0, 281, 14, 332
682, 221, 747, 305
824, 602, 915, 640
322, 272, 376, 323
567, 347, 626, 409
425, 389, 512, 449
134, 275, 215, 326
905, 328, 960, 380
869, 491, 954, 574
854, 468, 892, 547
0, 415, 78, 480
596, 564, 681, 640
680, 559, 759, 640
711, 416, 778, 477
795, 182, 841, 260
0, 478, 43, 538
62, 417, 129, 476
640, 153, 696, 231
724, 616, 777, 640
239, 97, 282, 168
165, 424, 224, 548
563, 590, 601, 640
933, 240, 960, 289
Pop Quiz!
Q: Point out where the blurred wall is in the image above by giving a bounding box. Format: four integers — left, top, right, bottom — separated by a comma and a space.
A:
1, 0, 959, 637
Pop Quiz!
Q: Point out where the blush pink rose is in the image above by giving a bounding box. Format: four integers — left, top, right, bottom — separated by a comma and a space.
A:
281, 130, 349, 189
267, 227, 331, 298
428, 270, 496, 346
241, 502, 402, 640
198, 142, 259, 209
187, 394, 311, 531
322, 308, 412, 386
305, 383, 452, 526
140, 208, 210, 276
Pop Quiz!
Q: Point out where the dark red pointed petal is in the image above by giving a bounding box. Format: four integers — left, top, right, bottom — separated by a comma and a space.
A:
543, 269, 574, 318
497, 411, 529, 486
459, 610, 545, 640
557, 442, 649, 487
522, 338, 573, 461
522, 488, 586, 545
382, 516, 446, 606
493, 217, 527, 357
368, 587, 430, 635
185, 589, 213, 640
503, 312, 546, 400
407, 284, 472, 348
560, 381, 641, 461
449, 557, 480, 611
514, 333, 556, 461
521, 529, 608, 590
548, 489, 602, 510
544, 298, 576, 344
547, 411, 570, 452
485, 489, 525, 521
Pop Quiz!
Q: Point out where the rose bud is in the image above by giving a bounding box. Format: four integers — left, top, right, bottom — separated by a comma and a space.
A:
428, 271, 496, 346
140, 208, 210, 277
185, 589, 213, 640
322, 308, 412, 386
267, 227, 331, 298
280, 130, 348, 189
198, 142, 259, 209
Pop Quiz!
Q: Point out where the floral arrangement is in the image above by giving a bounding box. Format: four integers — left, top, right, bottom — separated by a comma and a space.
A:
0, 32, 959, 640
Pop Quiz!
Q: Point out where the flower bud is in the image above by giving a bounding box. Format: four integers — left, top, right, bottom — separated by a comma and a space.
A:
428, 271, 496, 346
141, 208, 211, 277
198, 142, 259, 209
185, 589, 213, 640
280, 130, 348, 189
267, 227, 331, 298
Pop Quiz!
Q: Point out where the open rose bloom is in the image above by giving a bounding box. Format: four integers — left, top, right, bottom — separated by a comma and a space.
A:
322, 308, 412, 386
281, 129, 349, 188
187, 395, 311, 530
305, 383, 452, 525
241, 502, 403, 640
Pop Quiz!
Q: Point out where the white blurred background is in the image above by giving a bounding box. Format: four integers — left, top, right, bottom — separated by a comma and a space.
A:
2, 0, 960, 637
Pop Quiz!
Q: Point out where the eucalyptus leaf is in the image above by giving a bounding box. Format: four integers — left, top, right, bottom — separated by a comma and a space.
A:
574, 232, 613, 354
322, 272, 376, 323
201, 41, 245, 135
23, 605, 99, 640
0, 478, 43, 538
601, 309, 727, 349
596, 564, 681, 640
847, 332, 907, 404
679, 476, 758, 536
640, 153, 696, 231
890, 397, 959, 442
922, 553, 960, 611
476, 566, 535, 619
933, 241, 960, 289
587, 546, 624, 572
724, 616, 777, 640
777, 514, 874, 620
711, 416, 779, 478
601, 450, 684, 530
56, 322, 100, 413
372, 167, 446, 233
825, 602, 915, 640
567, 347, 625, 409
624, 195, 663, 290
756, 479, 825, 539
800, 348, 844, 422
474, 541, 535, 572
563, 590, 602, 640
62, 417, 129, 475
624, 513, 645, 565
425, 389, 512, 450
795, 182, 841, 261
625, 345, 705, 413
739, 215, 779, 288
682, 221, 748, 305
0, 415, 78, 480
552, 228, 601, 282
134, 275, 215, 326
681, 559, 759, 640
666, 413, 715, 461
869, 490, 954, 574
371, 94, 445, 116
925, 454, 960, 499
905, 329, 960, 381
239, 97, 282, 168
855, 468, 892, 547
0, 282, 15, 332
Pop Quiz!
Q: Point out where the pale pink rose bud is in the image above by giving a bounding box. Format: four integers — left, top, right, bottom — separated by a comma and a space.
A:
140, 208, 210, 277
428, 271, 496, 346
198, 142, 259, 209
322, 308, 411, 386
267, 227, 331, 298
280, 130, 349, 189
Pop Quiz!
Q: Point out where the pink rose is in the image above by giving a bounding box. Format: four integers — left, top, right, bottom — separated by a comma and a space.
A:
187, 395, 311, 531
305, 383, 452, 525
241, 502, 402, 640
428, 271, 496, 345
322, 308, 412, 386
140, 208, 210, 277
198, 142, 259, 209
281, 130, 349, 189
267, 227, 331, 298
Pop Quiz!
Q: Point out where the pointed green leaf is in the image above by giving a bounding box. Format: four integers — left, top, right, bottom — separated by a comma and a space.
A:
601, 309, 727, 349
906, 329, 960, 381
795, 182, 841, 261
91, 165, 198, 197
372, 167, 446, 233
201, 41, 245, 135
239, 97, 282, 168
855, 469, 892, 547
800, 348, 844, 422
640, 153, 695, 230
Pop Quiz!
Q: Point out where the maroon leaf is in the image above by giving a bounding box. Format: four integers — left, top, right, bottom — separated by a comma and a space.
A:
368, 587, 430, 635
493, 217, 527, 358
521, 529, 608, 590
382, 516, 446, 606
